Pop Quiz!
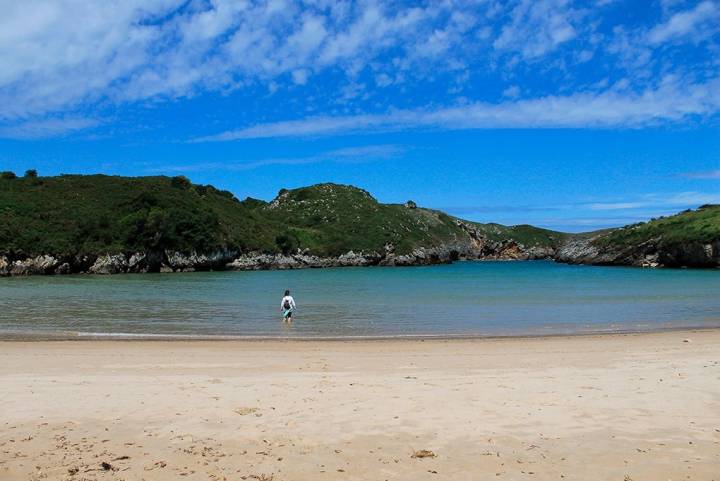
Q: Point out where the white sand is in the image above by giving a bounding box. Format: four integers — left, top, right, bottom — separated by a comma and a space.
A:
1, 331, 719, 480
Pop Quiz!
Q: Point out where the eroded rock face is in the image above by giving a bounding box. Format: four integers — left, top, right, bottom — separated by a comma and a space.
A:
127, 252, 162, 273
13, 224, 717, 276
337, 251, 381, 266
89, 254, 128, 275
657, 241, 720, 267
555, 235, 720, 268
227, 251, 383, 270
55, 263, 71, 274
163, 250, 238, 272
554, 236, 608, 265
525, 246, 556, 260
453, 220, 556, 261
8, 255, 61, 275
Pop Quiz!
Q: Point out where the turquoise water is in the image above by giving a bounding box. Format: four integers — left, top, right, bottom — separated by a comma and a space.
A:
0, 261, 719, 339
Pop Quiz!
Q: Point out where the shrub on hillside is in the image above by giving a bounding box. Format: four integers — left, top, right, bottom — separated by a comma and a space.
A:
170, 175, 192, 189
275, 231, 299, 255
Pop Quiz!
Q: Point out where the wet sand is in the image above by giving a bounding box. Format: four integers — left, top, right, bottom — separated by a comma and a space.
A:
1, 331, 719, 480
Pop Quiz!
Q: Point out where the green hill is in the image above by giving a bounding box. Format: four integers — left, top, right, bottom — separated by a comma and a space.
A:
598, 205, 720, 249
0, 174, 562, 263
255, 183, 469, 256
464, 222, 567, 249
0, 174, 278, 258
3, 173, 714, 273
556, 205, 720, 267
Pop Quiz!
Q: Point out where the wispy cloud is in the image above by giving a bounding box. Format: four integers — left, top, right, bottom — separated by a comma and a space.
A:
440, 191, 720, 230
493, 0, 579, 59
529, 213, 678, 232
150, 144, 405, 173
0, 117, 100, 139
586, 191, 720, 210
648, 1, 719, 44
585, 202, 648, 211
0, 0, 717, 140
440, 205, 565, 215
443, 192, 720, 217
194, 77, 720, 141
679, 169, 720, 179
0, 1, 488, 122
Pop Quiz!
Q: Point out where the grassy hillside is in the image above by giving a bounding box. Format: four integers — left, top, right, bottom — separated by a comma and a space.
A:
0, 174, 568, 260
466, 221, 567, 248
0, 174, 278, 257
595, 204, 720, 249
255, 183, 468, 256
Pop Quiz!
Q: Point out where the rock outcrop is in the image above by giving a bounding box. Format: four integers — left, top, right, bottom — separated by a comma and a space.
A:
554, 235, 618, 265
89, 254, 129, 274
455, 220, 556, 261
555, 235, 720, 268
0, 255, 63, 276
0, 220, 560, 276
227, 251, 382, 270
225, 233, 556, 272
0, 250, 239, 276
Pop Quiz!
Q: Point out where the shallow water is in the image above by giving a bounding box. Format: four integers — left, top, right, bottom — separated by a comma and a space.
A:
1, 261, 719, 339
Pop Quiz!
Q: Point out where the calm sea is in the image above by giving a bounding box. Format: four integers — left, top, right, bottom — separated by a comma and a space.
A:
1, 261, 718, 339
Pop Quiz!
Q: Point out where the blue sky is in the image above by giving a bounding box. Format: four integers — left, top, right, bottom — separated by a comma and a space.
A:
0, 0, 718, 232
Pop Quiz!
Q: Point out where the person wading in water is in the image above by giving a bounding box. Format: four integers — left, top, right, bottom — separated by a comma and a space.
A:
280, 290, 296, 322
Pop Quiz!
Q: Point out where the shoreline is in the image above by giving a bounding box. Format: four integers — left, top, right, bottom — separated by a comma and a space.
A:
2, 329, 719, 480
1, 325, 719, 342
3, 255, 720, 278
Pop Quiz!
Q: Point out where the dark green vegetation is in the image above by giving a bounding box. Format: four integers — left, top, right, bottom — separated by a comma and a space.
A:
595, 204, 720, 249
467, 222, 566, 249
258, 183, 471, 256
0, 174, 562, 259
0, 174, 277, 257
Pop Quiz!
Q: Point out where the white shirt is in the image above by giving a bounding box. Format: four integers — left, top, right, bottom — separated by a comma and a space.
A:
281, 295, 296, 310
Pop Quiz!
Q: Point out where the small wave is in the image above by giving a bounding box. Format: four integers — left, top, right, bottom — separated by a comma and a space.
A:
75, 332, 242, 339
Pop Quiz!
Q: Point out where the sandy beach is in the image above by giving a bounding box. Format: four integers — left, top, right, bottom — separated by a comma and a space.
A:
1, 331, 719, 481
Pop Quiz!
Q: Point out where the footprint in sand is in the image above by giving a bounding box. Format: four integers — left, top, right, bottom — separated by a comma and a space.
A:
234, 407, 259, 416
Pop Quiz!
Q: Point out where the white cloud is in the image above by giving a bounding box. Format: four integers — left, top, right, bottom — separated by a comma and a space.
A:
194, 76, 720, 140
586, 191, 720, 210
152, 144, 404, 172
648, 1, 719, 44
375, 73, 393, 87
586, 202, 648, 211
493, 0, 578, 59
664, 191, 720, 205
0, 117, 100, 139
0, 0, 717, 139
291, 69, 310, 85
502, 85, 521, 98
0, 1, 176, 119
0, 1, 474, 122
680, 169, 720, 179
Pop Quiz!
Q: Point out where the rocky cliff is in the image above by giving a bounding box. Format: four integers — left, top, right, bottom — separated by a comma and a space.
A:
1, 174, 716, 276
555, 205, 720, 268
0, 222, 558, 276
555, 234, 720, 268
0, 175, 560, 276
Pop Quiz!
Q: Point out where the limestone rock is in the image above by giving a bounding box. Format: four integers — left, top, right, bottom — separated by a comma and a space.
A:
10, 255, 61, 275
89, 254, 128, 274
163, 249, 238, 272
0, 256, 9, 276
